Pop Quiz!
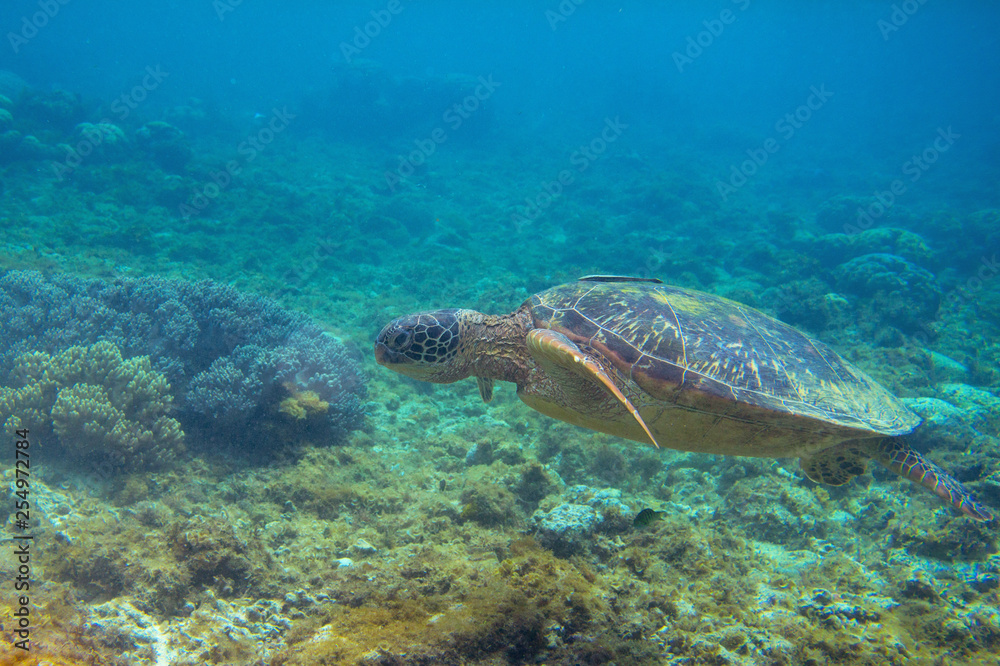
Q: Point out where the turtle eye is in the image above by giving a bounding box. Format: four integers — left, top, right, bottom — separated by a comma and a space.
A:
390, 328, 413, 350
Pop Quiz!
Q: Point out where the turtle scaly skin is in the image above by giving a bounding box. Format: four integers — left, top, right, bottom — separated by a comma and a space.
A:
375, 277, 994, 521
875, 439, 992, 521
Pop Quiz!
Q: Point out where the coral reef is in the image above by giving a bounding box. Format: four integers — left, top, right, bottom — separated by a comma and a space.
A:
723, 474, 825, 547
834, 253, 942, 337
0, 270, 366, 455
0, 106, 63, 163
0, 341, 183, 470
762, 276, 850, 332
0, 50, 997, 666
68, 122, 130, 162
906, 392, 996, 451
815, 194, 868, 233
812, 227, 936, 268
15, 88, 85, 134
532, 503, 600, 555
135, 121, 192, 172
0, 69, 28, 97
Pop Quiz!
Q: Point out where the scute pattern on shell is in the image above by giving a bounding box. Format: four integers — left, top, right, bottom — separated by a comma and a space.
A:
530, 280, 920, 436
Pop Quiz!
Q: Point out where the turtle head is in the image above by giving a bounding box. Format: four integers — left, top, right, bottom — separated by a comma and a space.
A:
374, 309, 471, 383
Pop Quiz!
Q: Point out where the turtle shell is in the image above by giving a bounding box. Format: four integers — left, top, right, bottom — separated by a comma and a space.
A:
529, 279, 920, 436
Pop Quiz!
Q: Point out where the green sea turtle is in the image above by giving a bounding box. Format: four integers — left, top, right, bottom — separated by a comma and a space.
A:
375, 276, 993, 521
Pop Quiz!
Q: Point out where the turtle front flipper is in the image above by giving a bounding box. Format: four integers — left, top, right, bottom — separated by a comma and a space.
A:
873, 438, 994, 522
526, 329, 660, 448
476, 377, 494, 403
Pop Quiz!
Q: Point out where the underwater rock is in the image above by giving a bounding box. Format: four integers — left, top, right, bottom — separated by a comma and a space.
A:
84, 594, 291, 664
833, 252, 942, 335
906, 384, 1000, 451
162, 98, 214, 135
916, 384, 1000, 452
532, 503, 600, 556
459, 478, 520, 527
0, 108, 12, 132
532, 487, 634, 554
0, 132, 61, 161
565, 485, 634, 523
904, 397, 987, 452
761, 277, 849, 332
352, 538, 378, 556
938, 382, 1000, 418
0, 469, 78, 537
465, 440, 494, 466
21, 133, 61, 159
723, 475, 824, 547
889, 514, 997, 560
964, 208, 1000, 250
136, 120, 192, 172
0, 70, 28, 98
0, 130, 20, 160
514, 461, 560, 510
798, 589, 880, 628
85, 600, 175, 665
812, 227, 935, 267
814, 194, 869, 233
16, 88, 85, 133
69, 121, 129, 162
926, 350, 969, 382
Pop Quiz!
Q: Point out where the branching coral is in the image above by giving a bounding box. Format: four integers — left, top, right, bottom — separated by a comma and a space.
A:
0, 341, 183, 470
0, 269, 367, 454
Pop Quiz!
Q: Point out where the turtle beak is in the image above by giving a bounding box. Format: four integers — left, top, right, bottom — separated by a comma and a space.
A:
373, 342, 388, 366
373, 335, 414, 369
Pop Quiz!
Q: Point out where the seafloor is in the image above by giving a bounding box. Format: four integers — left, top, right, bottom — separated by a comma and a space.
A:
1, 74, 999, 665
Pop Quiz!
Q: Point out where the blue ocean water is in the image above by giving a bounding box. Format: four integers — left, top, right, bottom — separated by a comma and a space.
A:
1, 2, 999, 664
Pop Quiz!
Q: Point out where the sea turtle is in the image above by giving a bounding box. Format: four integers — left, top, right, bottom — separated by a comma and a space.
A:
374, 276, 993, 521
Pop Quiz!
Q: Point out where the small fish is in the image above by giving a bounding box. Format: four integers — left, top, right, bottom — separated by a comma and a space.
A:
633, 508, 667, 528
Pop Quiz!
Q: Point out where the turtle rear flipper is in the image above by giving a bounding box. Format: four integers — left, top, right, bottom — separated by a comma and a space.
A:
802, 439, 994, 521
800, 442, 870, 486
873, 438, 994, 522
